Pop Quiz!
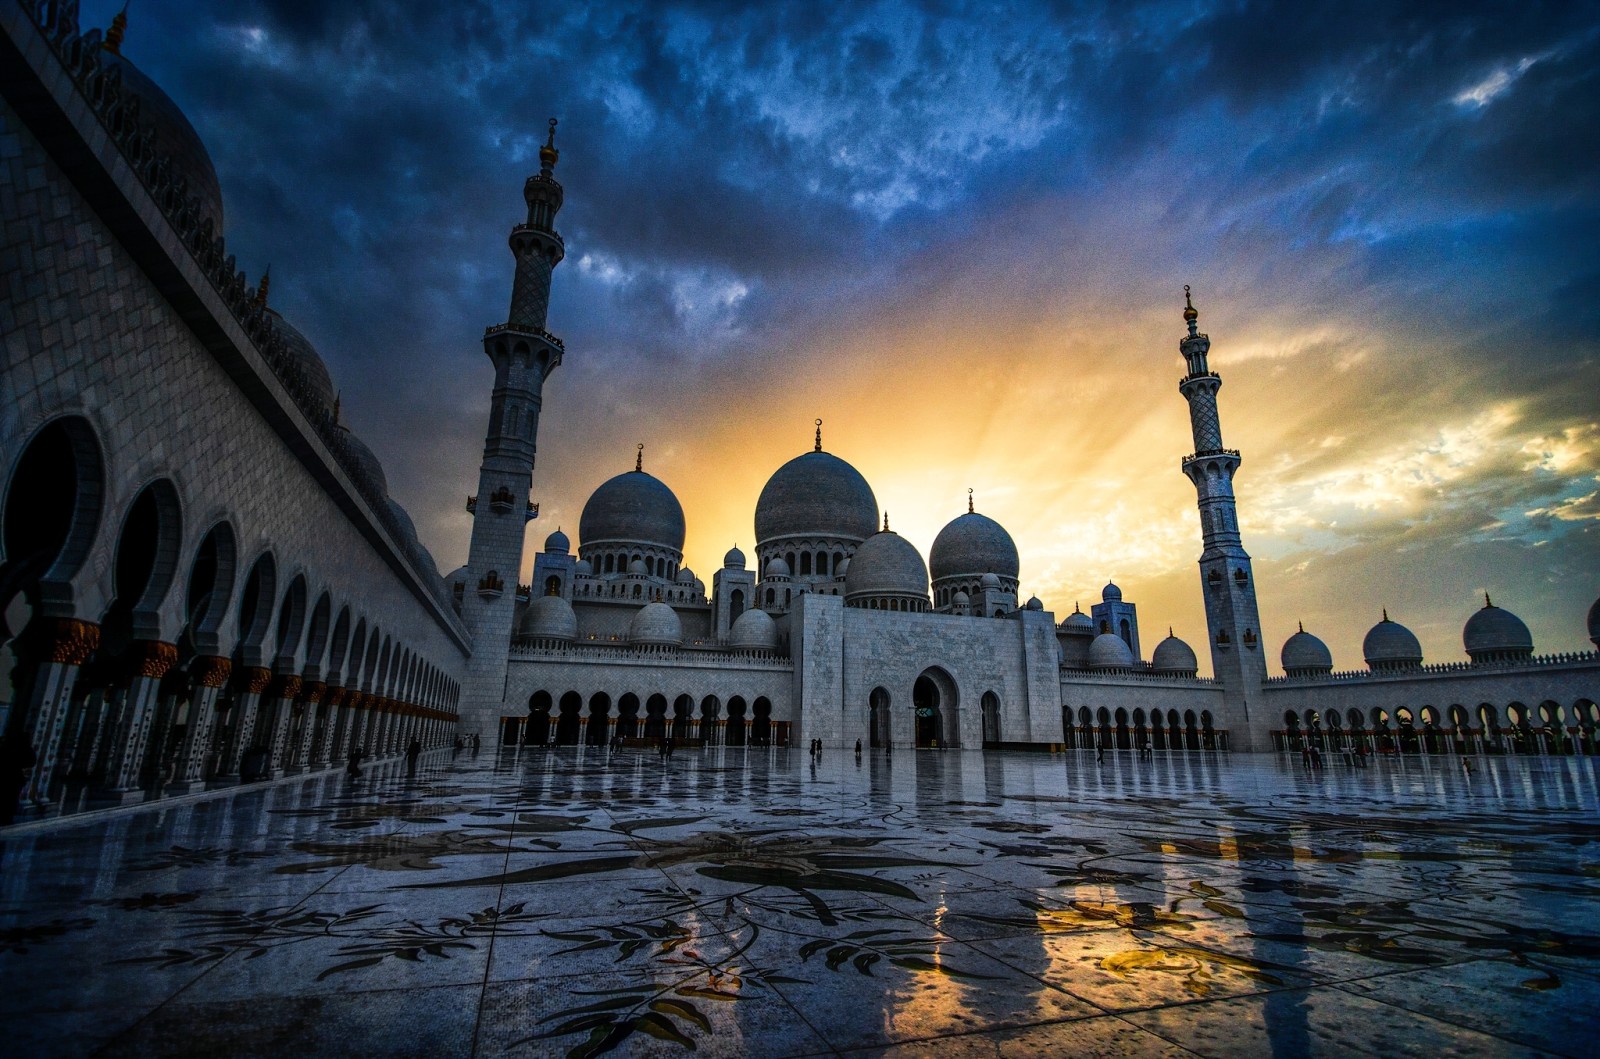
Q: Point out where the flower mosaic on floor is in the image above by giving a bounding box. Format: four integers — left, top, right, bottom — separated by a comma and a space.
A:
3, 747, 1598, 1057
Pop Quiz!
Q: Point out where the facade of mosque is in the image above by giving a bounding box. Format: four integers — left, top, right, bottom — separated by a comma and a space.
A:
1, 3, 1598, 821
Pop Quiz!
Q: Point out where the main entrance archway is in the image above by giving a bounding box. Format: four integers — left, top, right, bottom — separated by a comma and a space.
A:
912, 667, 958, 748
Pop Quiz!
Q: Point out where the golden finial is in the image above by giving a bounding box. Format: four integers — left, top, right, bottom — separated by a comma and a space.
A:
967, 487, 974, 514
635, 442, 644, 473
254, 266, 270, 308
1182, 283, 1198, 323
883, 512, 890, 532
814, 418, 823, 452
539, 118, 559, 170
104, 2, 129, 54
1073, 601, 1080, 613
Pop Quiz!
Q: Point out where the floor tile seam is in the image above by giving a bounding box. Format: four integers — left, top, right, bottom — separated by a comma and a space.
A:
1321, 975, 1582, 1058
471, 756, 524, 1058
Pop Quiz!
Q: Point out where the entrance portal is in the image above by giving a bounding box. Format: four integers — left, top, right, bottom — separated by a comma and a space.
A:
921, 681, 940, 745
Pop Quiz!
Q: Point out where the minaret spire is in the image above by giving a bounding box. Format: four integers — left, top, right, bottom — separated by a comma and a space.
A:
1175, 285, 1265, 748
814, 418, 823, 452
459, 117, 571, 737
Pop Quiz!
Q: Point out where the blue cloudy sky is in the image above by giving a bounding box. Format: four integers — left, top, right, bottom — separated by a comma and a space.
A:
101, 0, 1599, 672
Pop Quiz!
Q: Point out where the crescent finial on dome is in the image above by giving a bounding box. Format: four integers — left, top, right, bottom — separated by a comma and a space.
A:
967, 487, 974, 514
539, 118, 560, 171
883, 511, 890, 532
814, 418, 823, 452
104, 2, 129, 54
635, 442, 643, 473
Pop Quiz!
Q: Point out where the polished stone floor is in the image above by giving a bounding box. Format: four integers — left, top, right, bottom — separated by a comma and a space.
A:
2, 746, 1597, 1058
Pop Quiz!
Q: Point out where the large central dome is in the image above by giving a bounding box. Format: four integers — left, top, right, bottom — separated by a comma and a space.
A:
578, 470, 686, 551
754, 451, 878, 545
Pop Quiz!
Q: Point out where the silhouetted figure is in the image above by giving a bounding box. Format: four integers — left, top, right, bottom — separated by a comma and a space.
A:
346, 745, 364, 781
854, 739, 862, 765
405, 738, 422, 774
1096, 744, 1104, 765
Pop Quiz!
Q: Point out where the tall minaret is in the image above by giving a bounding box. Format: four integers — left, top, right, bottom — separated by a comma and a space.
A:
1177, 287, 1266, 749
458, 119, 567, 735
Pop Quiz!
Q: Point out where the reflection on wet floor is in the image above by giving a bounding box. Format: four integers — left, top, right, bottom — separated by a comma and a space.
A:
3, 746, 1597, 1057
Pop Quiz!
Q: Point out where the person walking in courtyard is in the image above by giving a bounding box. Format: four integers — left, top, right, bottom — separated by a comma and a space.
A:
1096, 743, 1105, 764
854, 739, 862, 764
405, 737, 422, 775
346, 744, 364, 781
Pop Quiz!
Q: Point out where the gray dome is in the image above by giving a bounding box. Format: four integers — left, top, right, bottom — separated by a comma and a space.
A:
980, 572, 1001, 589
340, 427, 388, 495
1463, 600, 1533, 662
755, 451, 878, 545
1152, 634, 1198, 674
724, 545, 746, 569
1102, 581, 1122, 602
387, 498, 419, 543
579, 471, 686, 552
1281, 627, 1334, 675
627, 559, 647, 576
544, 528, 570, 554
952, 590, 970, 605
765, 556, 791, 578
929, 512, 1020, 582
728, 607, 778, 650
101, 49, 225, 234
519, 594, 577, 642
1590, 593, 1600, 648
676, 567, 695, 584
574, 559, 593, 575
1088, 632, 1134, 670
1363, 613, 1422, 670
1061, 607, 1095, 634
835, 557, 850, 578
1025, 595, 1043, 611
265, 309, 336, 418
628, 601, 683, 646
845, 531, 929, 601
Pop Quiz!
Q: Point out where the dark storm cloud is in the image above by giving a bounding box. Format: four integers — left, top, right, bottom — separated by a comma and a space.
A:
90, 0, 1600, 652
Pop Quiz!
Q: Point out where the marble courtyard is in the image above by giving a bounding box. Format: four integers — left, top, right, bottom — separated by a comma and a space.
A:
3, 747, 1597, 1057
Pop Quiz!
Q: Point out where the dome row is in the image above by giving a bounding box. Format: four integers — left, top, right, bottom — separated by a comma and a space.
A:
1285, 597, 1549, 676
518, 596, 777, 651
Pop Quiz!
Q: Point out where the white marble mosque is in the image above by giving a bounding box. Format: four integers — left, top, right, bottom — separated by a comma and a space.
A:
1, 1, 1598, 830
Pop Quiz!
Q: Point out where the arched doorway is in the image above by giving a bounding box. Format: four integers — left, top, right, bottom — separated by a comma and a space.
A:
644, 694, 668, 740
555, 691, 582, 745
726, 696, 747, 746
869, 687, 890, 748
586, 693, 611, 746
698, 695, 720, 744
526, 691, 552, 745
751, 697, 772, 746
981, 691, 1001, 746
912, 668, 958, 748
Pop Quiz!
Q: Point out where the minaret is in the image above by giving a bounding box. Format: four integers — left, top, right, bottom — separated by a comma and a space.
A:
458, 119, 567, 736
1177, 287, 1266, 748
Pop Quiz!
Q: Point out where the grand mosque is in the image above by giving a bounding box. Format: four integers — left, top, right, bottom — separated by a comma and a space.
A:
2, 3, 1598, 819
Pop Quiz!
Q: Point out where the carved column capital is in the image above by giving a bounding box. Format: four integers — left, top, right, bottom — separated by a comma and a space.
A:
130, 640, 179, 680
194, 656, 233, 688
268, 674, 303, 699
242, 666, 273, 695
48, 619, 101, 665
301, 681, 327, 705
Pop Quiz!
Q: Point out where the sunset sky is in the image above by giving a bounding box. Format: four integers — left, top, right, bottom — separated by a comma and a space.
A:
104, 1, 1598, 675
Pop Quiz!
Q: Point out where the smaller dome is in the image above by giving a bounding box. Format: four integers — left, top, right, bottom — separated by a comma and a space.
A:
676, 567, 696, 584
544, 528, 570, 554
1363, 612, 1422, 671
980, 572, 1001, 589
574, 559, 593, 575
1281, 626, 1334, 676
1463, 598, 1533, 663
952, 590, 970, 605
729, 607, 778, 650
1088, 632, 1134, 670
1102, 581, 1122, 602
1152, 633, 1198, 674
266, 310, 336, 418
1025, 595, 1043, 611
835, 557, 850, 578
845, 531, 930, 602
628, 601, 683, 646
929, 511, 1020, 582
340, 427, 388, 496
519, 594, 577, 642
1060, 607, 1095, 634
444, 564, 468, 585
766, 557, 791, 578
627, 559, 647, 576
724, 545, 747, 569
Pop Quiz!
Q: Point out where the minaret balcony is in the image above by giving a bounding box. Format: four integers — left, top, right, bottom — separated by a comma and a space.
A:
1182, 447, 1241, 466
488, 486, 517, 514
477, 572, 506, 599
483, 323, 565, 350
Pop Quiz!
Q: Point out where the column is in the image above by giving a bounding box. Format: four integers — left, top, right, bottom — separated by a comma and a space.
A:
99, 640, 178, 802
290, 682, 326, 772
19, 619, 99, 805
218, 667, 272, 781
313, 687, 343, 767
169, 656, 231, 792
261, 674, 303, 778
